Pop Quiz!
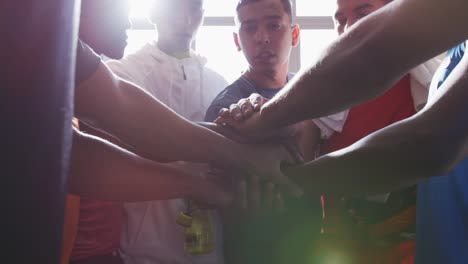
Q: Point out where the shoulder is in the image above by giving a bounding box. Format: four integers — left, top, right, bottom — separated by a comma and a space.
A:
204, 77, 256, 121
203, 67, 228, 85
287, 72, 296, 80
205, 76, 269, 121
76, 40, 101, 85
202, 66, 229, 97
213, 77, 254, 104
108, 44, 152, 69
106, 43, 155, 82
204, 79, 243, 121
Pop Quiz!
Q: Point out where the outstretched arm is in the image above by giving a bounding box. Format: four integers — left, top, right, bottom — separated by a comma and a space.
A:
287, 52, 468, 196
74, 65, 300, 195
259, 0, 468, 129
75, 62, 239, 165
69, 127, 231, 206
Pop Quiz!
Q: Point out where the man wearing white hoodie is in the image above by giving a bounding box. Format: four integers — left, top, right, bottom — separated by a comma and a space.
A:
107, 0, 228, 263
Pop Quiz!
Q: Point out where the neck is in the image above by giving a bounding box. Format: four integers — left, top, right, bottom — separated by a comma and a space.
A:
243, 64, 289, 89
157, 39, 191, 59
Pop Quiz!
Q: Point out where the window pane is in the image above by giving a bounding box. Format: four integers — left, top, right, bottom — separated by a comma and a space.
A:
196, 26, 247, 84
129, 0, 239, 18
296, 0, 335, 16
124, 30, 156, 56
300, 30, 336, 67
129, 0, 154, 18
203, 0, 238, 16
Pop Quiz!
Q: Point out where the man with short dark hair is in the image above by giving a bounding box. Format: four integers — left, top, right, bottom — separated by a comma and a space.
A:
205, 1, 337, 263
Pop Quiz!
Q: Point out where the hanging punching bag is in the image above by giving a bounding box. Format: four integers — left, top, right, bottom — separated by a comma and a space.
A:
0, 1, 79, 263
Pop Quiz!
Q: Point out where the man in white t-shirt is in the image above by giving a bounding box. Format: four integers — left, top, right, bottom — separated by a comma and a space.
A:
107, 0, 228, 263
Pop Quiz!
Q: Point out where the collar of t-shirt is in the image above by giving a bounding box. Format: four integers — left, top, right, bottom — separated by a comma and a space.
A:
238, 72, 295, 99
148, 41, 208, 67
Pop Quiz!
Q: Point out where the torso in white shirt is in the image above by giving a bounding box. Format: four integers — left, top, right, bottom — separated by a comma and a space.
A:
107, 41, 228, 264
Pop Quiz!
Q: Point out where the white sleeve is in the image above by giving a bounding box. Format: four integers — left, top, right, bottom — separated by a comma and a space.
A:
312, 110, 349, 139
409, 55, 443, 111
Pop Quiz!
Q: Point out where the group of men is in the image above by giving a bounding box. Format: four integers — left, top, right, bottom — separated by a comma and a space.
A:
6, 0, 468, 263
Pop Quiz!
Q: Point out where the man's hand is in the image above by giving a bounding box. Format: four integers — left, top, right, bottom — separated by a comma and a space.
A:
219, 172, 285, 224
200, 121, 303, 207
214, 94, 307, 144
237, 142, 304, 198
235, 174, 285, 213
217, 93, 267, 121
214, 93, 268, 138
171, 162, 233, 209
198, 122, 253, 143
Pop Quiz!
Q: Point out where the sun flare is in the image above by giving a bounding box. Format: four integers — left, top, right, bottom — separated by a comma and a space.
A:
128, 0, 154, 18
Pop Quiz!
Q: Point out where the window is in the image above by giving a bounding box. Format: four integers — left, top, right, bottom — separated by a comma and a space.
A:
203, 0, 238, 17
196, 26, 247, 83
129, 0, 153, 18
296, 0, 336, 17
124, 30, 156, 56
126, 0, 337, 78
299, 30, 337, 67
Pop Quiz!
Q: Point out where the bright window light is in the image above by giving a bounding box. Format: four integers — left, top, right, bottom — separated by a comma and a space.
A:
129, 0, 154, 18
300, 30, 337, 67
296, 0, 336, 16
196, 26, 247, 84
124, 1, 337, 82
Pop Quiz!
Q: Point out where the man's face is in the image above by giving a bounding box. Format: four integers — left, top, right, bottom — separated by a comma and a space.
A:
153, 0, 204, 45
334, 0, 386, 35
234, 0, 299, 74
80, 0, 131, 59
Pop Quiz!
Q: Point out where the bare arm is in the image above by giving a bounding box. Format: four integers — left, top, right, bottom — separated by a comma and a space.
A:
75, 62, 239, 165
69, 128, 231, 206
287, 53, 468, 196
74, 65, 301, 195
259, 0, 468, 128
214, 93, 321, 158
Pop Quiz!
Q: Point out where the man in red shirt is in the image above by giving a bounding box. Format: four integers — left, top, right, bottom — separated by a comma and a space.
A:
319, 1, 439, 263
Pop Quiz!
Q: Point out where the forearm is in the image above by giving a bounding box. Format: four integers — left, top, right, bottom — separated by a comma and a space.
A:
288, 95, 468, 196
287, 123, 439, 196
289, 48, 468, 196
75, 64, 240, 165
103, 84, 237, 164
260, 0, 468, 129
69, 128, 200, 201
